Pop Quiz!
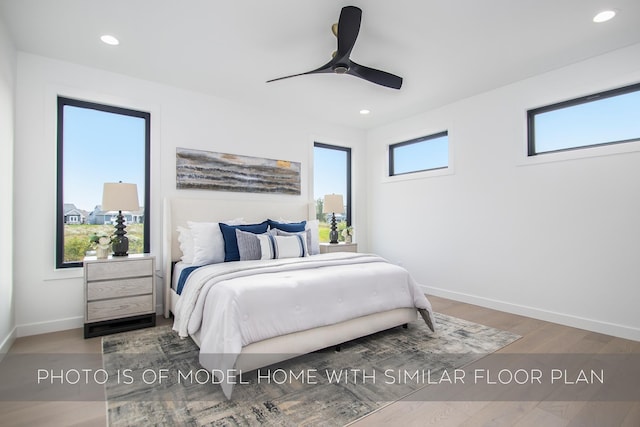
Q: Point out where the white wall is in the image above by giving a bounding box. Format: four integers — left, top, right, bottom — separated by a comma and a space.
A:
13, 42, 640, 341
13, 53, 365, 336
0, 17, 16, 355
367, 43, 640, 341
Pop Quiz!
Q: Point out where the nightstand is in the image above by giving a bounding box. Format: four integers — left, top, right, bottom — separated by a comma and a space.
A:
319, 242, 358, 253
84, 254, 156, 338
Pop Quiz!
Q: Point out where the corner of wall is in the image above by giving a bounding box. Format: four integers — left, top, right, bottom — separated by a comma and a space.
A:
0, 328, 17, 361
0, 12, 17, 356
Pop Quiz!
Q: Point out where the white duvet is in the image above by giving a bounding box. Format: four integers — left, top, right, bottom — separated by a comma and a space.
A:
172, 252, 433, 398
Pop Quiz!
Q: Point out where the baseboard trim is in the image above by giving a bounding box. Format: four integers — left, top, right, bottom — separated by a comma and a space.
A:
422, 285, 640, 342
0, 327, 17, 361
15, 306, 164, 338
16, 316, 83, 338
13, 290, 639, 342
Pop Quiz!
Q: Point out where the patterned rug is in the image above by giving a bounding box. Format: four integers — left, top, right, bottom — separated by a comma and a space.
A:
103, 313, 519, 426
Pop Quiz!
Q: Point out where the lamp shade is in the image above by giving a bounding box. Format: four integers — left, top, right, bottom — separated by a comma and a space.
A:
102, 182, 140, 212
323, 194, 344, 214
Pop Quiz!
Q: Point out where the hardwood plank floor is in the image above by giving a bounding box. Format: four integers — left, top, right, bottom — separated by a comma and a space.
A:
1, 296, 638, 427
350, 296, 640, 427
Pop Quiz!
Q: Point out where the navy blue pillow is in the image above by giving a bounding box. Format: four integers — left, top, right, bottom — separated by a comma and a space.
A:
268, 219, 306, 233
219, 221, 269, 262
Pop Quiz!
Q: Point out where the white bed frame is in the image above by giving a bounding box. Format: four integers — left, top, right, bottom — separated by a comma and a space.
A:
163, 197, 418, 373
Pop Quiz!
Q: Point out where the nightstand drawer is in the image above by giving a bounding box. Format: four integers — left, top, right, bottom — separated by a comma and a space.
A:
86, 258, 153, 281
87, 277, 153, 300
87, 295, 153, 322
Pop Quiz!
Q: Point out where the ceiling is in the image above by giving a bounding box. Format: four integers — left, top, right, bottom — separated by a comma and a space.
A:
1, 0, 640, 129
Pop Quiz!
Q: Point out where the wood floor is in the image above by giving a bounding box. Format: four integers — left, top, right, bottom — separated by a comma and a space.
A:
1, 295, 638, 427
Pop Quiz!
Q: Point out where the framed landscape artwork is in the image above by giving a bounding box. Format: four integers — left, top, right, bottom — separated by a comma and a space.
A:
176, 148, 301, 195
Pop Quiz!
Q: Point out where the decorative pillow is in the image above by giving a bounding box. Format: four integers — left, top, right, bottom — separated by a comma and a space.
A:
272, 228, 313, 256
257, 234, 308, 260
188, 218, 244, 266
268, 219, 306, 233
219, 221, 269, 262
176, 226, 194, 263
235, 229, 262, 261
274, 218, 320, 255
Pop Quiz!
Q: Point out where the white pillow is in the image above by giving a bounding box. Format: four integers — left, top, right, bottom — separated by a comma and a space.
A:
257, 234, 308, 260
176, 226, 194, 263
188, 218, 244, 266
306, 219, 320, 255
277, 217, 320, 255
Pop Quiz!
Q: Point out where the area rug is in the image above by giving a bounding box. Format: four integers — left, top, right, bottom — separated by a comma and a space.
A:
103, 313, 520, 426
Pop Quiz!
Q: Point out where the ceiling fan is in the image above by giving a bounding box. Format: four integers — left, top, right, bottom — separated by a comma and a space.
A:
267, 6, 403, 90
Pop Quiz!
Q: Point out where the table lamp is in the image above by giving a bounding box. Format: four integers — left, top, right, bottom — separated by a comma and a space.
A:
323, 194, 344, 244
102, 182, 140, 256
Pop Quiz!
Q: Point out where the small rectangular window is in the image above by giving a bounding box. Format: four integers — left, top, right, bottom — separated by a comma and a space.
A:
389, 131, 448, 176
528, 82, 640, 156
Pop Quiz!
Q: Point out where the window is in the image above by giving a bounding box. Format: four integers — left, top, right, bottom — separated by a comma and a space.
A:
389, 131, 448, 176
313, 142, 351, 242
528, 82, 640, 156
56, 97, 150, 268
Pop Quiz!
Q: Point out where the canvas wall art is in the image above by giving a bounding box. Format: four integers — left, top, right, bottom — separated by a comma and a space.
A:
176, 148, 301, 195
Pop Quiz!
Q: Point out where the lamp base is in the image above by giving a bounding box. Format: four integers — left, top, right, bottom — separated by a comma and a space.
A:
329, 213, 339, 244
111, 211, 130, 256
112, 235, 129, 256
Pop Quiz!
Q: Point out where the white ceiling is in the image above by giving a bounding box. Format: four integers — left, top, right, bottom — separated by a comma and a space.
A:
2, 0, 640, 129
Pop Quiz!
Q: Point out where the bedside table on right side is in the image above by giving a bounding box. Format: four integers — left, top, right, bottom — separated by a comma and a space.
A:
319, 242, 358, 253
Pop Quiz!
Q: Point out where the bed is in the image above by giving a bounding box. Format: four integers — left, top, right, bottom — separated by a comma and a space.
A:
163, 197, 434, 398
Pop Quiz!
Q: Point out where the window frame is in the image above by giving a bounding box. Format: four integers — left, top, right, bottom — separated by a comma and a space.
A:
527, 82, 640, 156
313, 142, 352, 226
389, 130, 449, 177
56, 96, 151, 269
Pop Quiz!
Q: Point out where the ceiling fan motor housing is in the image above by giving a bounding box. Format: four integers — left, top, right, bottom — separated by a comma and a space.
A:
333, 64, 349, 74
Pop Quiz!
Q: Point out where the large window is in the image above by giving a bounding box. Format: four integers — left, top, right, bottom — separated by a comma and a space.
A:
528, 82, 640, 156
313, 142, 351, 243
389, 131, 448, 176
56, 97, 150, 268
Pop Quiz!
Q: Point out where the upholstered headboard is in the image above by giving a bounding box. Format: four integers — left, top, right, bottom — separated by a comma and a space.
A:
162, 197, 313, 315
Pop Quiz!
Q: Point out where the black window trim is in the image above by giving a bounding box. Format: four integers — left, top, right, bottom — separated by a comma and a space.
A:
56, 96, 151, 269
313, 142, 352, 226
527, 82, 640, 156
389, 130, 449, 177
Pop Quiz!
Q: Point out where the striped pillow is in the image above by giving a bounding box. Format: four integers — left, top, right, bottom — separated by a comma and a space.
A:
257, 234, 308, 260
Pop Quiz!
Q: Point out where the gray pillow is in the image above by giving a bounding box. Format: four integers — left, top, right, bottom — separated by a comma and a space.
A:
235, 229, 262, 261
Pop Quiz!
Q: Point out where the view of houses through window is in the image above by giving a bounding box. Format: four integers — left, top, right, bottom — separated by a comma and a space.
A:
56, 97, 150, 268
313, 143, 351, 243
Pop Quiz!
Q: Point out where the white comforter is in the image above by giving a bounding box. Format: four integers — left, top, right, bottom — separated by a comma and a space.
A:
172, 252, 433, 398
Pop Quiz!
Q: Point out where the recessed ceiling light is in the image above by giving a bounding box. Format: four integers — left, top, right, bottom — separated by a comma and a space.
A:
359, 109, 371, 115
100, 35, 120, 46
593, 10, 616, 23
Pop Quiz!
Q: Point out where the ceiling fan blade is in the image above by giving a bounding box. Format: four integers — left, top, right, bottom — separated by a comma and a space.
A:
335, 6, 362, 59
266, 60, 335, 83
347, 61, 403, 89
